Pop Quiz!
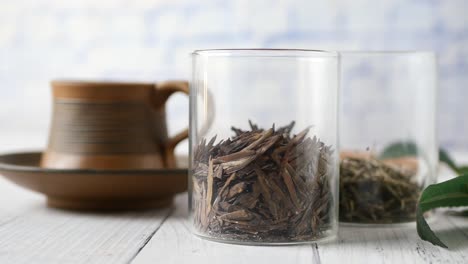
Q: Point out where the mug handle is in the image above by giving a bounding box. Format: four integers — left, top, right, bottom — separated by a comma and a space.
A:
153, 81, 189, 168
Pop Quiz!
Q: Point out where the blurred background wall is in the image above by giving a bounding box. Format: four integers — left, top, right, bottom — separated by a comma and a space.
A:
0, 0, 467, 153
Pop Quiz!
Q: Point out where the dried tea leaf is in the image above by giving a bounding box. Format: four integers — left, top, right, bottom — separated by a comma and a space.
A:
214, 150, 256, 163
226, 182, 248, 199
219, 209, 254, 221
192, 121, 334, 242
339, 155, 421, 223
281, 167, 300, 209
206, 158, 214, 213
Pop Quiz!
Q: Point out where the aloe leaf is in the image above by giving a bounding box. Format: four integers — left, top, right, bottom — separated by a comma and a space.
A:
417, 174, 468, 248
457, 166, 468, 175
380, 142, 463, 175
439, 148, 460, 174
379, 142, 418, 159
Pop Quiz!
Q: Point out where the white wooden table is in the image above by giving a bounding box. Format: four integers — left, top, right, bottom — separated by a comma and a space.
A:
0, 133, 467, 264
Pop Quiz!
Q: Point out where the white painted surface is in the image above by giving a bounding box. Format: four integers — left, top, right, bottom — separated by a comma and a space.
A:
1, 179, 467, 264
0, 178, 172, 264
0, 142, 467, 263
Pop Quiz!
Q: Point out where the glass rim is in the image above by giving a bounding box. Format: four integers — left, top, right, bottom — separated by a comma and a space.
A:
192, 49, 339, 58
339, 50, 435, 56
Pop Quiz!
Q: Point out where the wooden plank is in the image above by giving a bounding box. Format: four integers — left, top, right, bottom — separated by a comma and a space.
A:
0, 178, 45, 228
0, 190, 172, 264
318, 215, 468, 264
135, 193, 468, 264
132, 194, 319, 264
0, 135, 178, 264
441, 213, 468, 251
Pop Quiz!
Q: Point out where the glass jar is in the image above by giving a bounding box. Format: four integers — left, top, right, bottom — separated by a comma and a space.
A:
339, 51, 438, 224
189, 49, 339, 244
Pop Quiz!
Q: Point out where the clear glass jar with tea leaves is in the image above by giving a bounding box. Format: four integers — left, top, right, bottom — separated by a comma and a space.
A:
339, 52, 438, 224
189, 49, 340, 244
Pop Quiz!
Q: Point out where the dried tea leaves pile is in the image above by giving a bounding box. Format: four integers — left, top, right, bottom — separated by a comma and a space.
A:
339, 156, 421, 223
192, 121, 335, 242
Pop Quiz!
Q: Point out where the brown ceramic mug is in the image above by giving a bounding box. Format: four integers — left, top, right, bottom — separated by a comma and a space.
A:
40, 80, 189, 170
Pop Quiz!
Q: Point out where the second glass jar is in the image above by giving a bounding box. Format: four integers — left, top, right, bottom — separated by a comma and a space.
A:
339, 51, 438, 224
189, 49, 339, 244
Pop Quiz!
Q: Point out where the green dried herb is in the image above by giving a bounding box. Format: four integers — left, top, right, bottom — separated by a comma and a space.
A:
339, 156, 421, 223
192, 121, 335, 242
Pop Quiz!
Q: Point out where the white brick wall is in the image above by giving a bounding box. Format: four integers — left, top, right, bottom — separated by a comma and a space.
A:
0, 0, 467, 152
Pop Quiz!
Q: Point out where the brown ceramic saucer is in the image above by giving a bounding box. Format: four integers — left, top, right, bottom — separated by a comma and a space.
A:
0, 152, 188, 211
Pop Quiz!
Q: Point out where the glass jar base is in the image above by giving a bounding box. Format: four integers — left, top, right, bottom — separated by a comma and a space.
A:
193, 230, 337, 246
339, 221, 416, 228
339, 212, 436, 228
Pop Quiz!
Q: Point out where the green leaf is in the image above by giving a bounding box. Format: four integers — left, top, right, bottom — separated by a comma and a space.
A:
457, 166, 468, 175
379, 142, 418, 159
380, 142, 464, 175
417, 174, 468, 248
439, 148, 460, 174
